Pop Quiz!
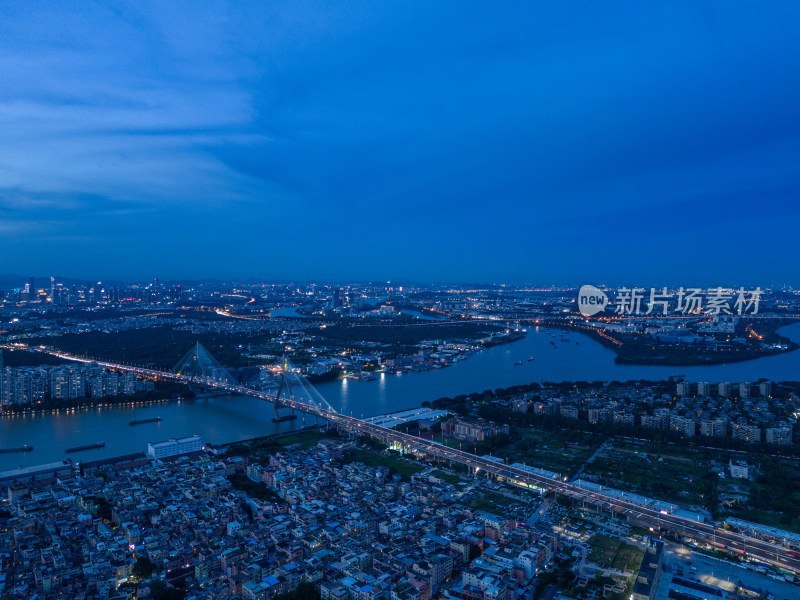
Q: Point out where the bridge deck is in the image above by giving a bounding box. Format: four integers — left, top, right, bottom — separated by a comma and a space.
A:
29, 344, 800, 575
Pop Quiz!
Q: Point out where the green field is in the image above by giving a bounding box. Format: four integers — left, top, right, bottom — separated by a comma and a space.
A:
432, 470, 465, 485
588, 534, 644, 573
273, 430, 329, 450
466, 490, 525, 512
726, 510, 800, 534
497, 428, 605, 476
341, 448, 424, 480
582, 439, 716, 508
580, 437, 800, 529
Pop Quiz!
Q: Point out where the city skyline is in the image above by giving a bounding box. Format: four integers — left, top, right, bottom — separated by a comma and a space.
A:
2, 274, 797, 294
5, 5, 800, 594
2, 3, 800, 284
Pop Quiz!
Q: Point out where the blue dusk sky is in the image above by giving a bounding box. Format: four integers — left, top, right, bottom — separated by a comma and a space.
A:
1, 2, 799, 286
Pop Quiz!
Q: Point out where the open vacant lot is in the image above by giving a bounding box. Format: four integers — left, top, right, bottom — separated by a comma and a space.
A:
498, 427, 605, 476
341, 448, 424, 480
582, 439, 715, 508
588, 534, 644, 573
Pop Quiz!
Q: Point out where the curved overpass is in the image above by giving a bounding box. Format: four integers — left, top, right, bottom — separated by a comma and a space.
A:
28, 345, 800, 576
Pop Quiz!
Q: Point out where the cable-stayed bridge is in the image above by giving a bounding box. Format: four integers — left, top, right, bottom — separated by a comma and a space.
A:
172, 342, 237, 385
168, 343, 335, 421
19, 342, 800, 572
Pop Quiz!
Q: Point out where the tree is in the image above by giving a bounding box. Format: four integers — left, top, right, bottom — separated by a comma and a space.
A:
555, 494, 573, 508
149, 580, 185, 600
273, 582, 320, 600
133, 556, 155, 580
94, 496, 113, 521
469, 543, 482, 560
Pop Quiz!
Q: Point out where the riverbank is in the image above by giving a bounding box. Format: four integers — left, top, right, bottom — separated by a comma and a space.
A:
0, 426, 328, 481
0, 396, 178, 418
308, 330, 525, 383
5, 323, 800, 471
207, 425, 324, 452
536, 318, 799, 367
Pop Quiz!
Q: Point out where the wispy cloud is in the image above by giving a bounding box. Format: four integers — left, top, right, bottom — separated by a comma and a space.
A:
0, 2, 799, 281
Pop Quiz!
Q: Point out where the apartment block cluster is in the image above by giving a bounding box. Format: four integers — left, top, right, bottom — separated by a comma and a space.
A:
671, 380, 793, 445
0, 440, 561, 600
510, 380, 797, 446
0, 362, 154, 406
441, 418, 510, 443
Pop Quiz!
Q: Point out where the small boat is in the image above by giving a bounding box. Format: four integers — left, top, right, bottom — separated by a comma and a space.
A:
272, 414, 298, 423
129, 417, 162, 426
528, 357, 535, 362
0, 445, 33, 454
514, 361, 523, 366
66, 442, 105, 453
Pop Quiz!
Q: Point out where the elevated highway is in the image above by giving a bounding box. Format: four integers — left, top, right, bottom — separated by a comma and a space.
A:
23, 344, 800, 576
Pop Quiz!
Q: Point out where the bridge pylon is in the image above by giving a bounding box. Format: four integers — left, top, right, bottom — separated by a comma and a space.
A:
271, 355, 298, 422
172, 342, 236, 385
267, 354, 338, 421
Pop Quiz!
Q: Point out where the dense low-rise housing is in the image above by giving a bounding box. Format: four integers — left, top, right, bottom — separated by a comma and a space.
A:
0, 437, 563, 600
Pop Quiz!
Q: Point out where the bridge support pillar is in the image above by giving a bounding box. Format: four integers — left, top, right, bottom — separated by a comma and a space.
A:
272, 402, 296, 423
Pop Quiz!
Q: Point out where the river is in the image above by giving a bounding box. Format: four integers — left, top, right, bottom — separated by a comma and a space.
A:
2, 322, 799, 471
